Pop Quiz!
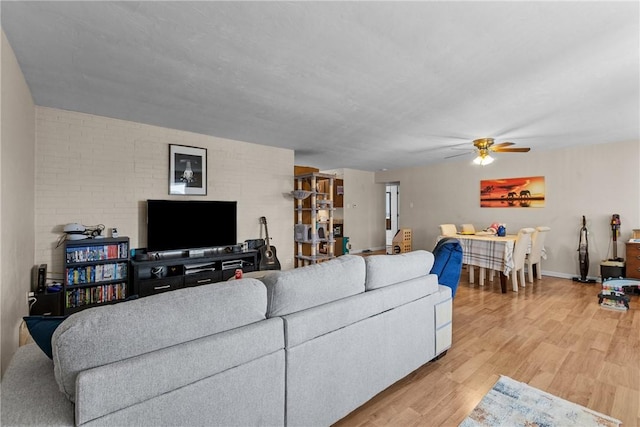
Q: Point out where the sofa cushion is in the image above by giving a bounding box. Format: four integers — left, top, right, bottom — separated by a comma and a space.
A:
52, 278, 267, 402
364, 250, 434, 290
262, 255, 366, 317
75, 318, 284, 425
283, 273, 439, 347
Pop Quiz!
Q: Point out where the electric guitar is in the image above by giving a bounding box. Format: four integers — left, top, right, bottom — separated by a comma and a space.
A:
259, 217, 281, 270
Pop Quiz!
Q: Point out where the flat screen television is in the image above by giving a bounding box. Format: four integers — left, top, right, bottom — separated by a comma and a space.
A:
146, 199, 237, 252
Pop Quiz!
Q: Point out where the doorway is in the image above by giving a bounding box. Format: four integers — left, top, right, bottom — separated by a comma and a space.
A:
385, 183, 399, 253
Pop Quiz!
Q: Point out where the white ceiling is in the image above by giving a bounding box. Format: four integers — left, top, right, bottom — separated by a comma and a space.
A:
2, 1, 639, 171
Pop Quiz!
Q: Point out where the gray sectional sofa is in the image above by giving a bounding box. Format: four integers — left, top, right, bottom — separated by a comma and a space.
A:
1, 250, 452, 426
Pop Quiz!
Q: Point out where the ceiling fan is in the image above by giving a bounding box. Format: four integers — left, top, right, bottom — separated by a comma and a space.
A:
447, 137, 531, 165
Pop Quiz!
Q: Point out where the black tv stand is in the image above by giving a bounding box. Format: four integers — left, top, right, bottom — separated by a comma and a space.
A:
130, 250, 258, 297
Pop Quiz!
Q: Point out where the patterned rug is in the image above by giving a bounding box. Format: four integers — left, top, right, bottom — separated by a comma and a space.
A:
460, 375, 621, 427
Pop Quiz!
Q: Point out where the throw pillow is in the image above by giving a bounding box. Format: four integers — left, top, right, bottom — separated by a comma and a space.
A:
23, 315, 68, 359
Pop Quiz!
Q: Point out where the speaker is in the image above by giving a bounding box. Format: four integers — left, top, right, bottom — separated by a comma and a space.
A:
36, 264, 47, 293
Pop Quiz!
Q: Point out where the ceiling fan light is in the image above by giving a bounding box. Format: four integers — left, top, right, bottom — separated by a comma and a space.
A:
473, 153, 494, 166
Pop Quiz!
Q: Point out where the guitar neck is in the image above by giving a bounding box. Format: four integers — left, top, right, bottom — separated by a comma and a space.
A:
261, 217, 272, 249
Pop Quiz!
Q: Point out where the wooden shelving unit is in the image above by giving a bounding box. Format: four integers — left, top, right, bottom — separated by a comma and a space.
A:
294, 172, 336, 267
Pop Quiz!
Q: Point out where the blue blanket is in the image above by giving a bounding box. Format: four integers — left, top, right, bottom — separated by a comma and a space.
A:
430, 237, 463, 297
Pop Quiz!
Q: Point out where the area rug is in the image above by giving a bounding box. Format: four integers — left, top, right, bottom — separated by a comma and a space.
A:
459, 375, 621, 427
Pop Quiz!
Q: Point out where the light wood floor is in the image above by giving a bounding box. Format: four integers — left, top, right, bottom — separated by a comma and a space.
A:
335, 269, 640, 426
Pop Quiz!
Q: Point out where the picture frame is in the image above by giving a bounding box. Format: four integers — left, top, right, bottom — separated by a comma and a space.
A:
480, 176, 545, 208
169, 144, 207, 195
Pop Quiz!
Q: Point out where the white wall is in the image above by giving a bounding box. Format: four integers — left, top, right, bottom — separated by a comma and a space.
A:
1, 30, 36, 377
323, 168, 386, 253
343, 168, 386, 253
376, 140, 640, 279
35, 107, 295, 277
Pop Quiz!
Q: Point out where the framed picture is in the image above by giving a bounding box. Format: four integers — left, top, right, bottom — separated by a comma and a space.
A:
480, 176, 545, 208
169, 144, 207, 195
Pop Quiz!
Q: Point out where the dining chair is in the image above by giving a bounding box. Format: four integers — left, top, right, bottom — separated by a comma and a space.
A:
525, 226, 551, 283
511, 228, 535, 291
439, 224, 457, 236
460, 224, 475, 234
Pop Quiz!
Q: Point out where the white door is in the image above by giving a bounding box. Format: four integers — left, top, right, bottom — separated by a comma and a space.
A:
385, 184, 399, 252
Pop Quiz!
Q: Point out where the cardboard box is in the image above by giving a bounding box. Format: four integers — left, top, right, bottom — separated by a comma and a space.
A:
392, 228, 412, 254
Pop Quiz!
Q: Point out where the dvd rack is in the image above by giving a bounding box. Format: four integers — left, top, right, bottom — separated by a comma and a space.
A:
63, 237, 130, 314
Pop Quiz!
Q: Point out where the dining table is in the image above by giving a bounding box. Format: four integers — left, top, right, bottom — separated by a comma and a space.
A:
451, 233, 518, 293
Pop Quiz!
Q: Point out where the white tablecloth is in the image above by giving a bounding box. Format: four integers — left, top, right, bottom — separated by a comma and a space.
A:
438, 234, 516, 276
438, 233, 546, 277
456, 235, 516, 276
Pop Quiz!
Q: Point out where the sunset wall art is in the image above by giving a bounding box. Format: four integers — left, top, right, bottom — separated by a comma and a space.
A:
480, 176, 545, 208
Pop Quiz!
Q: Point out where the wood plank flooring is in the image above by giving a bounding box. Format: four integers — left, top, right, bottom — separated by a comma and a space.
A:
335, 270, 640, 426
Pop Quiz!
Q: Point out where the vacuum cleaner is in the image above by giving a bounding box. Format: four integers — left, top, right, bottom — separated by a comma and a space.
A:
600, 214, 626, 280
573, 215, 596, 283
609, 214, 623, 262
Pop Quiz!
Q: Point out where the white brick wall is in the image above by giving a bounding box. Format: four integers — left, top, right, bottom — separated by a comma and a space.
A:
2, 30, 36, 377
35, 107, 295, 280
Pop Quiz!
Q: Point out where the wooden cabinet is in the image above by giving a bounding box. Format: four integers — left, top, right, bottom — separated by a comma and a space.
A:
625, 242, 640, 279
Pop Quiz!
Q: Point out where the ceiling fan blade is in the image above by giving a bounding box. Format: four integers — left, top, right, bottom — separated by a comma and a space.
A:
445, 151, 474, 159
431, 135, 472, 141
491, 147, 531, 153
492, 142, 514, 148
411, 141, 471, 154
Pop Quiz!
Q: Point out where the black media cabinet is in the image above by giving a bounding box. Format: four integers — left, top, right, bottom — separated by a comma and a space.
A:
130, 250, 258, 297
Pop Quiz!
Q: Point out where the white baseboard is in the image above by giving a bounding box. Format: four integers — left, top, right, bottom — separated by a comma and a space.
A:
538, 270, 601, 283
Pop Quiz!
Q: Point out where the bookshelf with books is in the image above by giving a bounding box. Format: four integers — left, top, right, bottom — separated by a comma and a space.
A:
63, 237, 130, 314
